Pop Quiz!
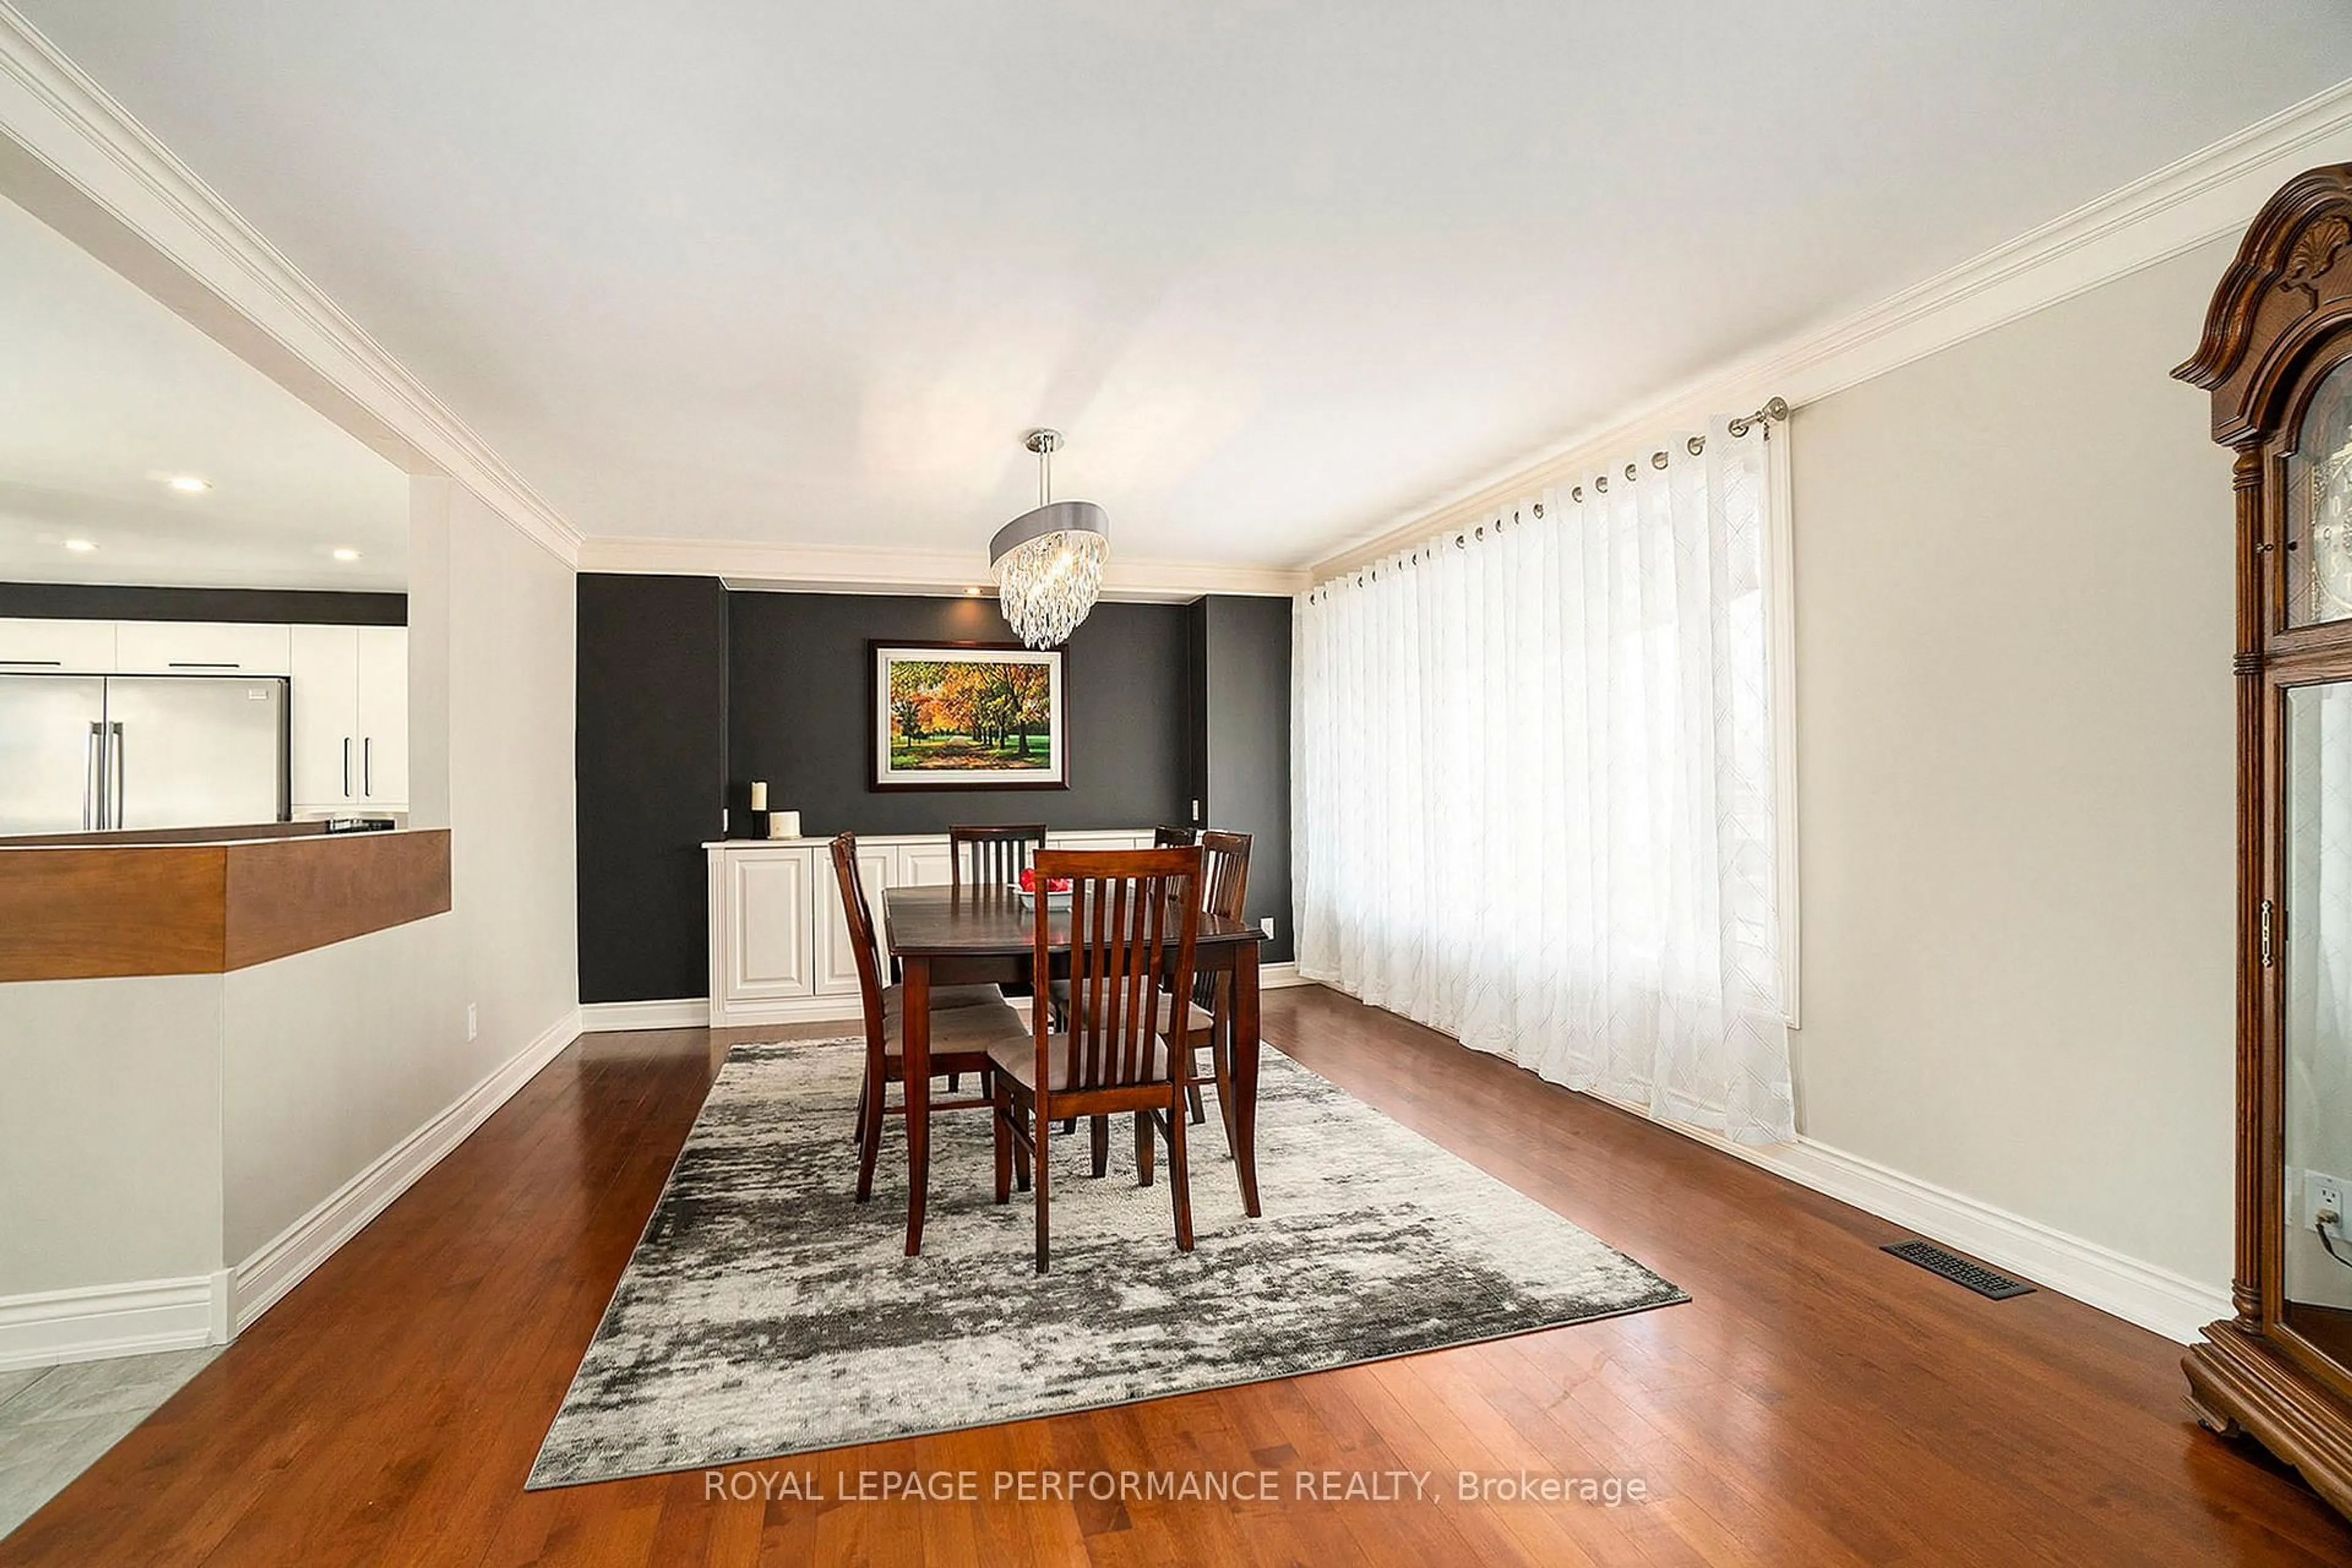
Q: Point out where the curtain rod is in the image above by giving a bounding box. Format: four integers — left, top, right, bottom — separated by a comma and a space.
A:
1306, 397, 1789, 601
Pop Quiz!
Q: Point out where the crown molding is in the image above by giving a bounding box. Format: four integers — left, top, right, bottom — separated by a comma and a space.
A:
1310, 74, 2352, 582
578, 534, 1306, 600
0, 3, 584, 568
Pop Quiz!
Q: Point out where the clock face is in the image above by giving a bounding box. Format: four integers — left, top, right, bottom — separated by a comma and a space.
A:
2291, 364, 2352, 627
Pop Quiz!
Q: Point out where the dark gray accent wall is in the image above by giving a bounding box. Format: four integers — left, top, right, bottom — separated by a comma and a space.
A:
0, 581, 405, 624
1200, 595, 1295, 963
574, 582, 1291, 1003
576, 574, 729, 1005
727, 593, 1193, 837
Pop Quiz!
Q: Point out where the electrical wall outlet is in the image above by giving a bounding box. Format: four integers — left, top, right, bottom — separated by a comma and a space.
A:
466, 1002, 478, 1042
2309, 1168, 2348, 1232
1191, 798, 1202, 823
1260, 916, 1275, 939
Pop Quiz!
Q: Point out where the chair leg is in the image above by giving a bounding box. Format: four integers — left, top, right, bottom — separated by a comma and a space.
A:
1034, 1099, 1052, 1273
1186, 1040, 1206, 1125
1210, 1023, 1238, 1153
1090, 1114, 1110, 1179
1167, 1099, 1195, 1253
854, 1060, 887, 1202
1060, 1117, 1078, 1135
992, 1077, 1012, 1206
948, 1072, 961, 1093
1136, 1110, 1155, 1188
852, 1076, 868, 1147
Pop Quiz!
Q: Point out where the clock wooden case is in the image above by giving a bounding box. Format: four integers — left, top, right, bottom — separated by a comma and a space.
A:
2177, 162, 2352, 1516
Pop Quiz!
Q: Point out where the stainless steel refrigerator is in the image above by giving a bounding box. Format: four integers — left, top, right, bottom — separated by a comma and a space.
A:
0, 673, 289, 835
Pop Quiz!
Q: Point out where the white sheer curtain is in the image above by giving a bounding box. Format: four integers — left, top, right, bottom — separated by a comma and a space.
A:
1294, 418, 1795, 1145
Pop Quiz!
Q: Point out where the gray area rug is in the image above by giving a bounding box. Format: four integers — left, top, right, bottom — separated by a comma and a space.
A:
529, 1038, 1685, 1488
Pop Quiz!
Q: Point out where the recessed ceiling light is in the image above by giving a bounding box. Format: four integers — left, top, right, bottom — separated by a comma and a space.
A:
63, 539, 97, 552
333, 548, 362, 562
165, 475, 212, 493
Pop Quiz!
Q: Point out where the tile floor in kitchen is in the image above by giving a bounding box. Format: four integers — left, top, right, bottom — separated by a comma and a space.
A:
0, 1348, 219, 1541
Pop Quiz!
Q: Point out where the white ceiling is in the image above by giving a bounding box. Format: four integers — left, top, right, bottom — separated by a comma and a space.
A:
21, 2, 2352, 571
0, 189, 409, 590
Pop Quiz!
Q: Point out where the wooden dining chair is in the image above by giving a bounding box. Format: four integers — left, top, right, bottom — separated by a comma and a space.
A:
948, 823, 1048, 891
990, 846, 1204, 1272
1165, 829, 1251, 1131
1050, 826, 1247, 1139
829, 834, 1029, 1199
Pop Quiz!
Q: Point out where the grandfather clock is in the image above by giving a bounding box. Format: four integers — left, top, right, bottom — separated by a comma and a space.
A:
2177, 162, 2352, 1516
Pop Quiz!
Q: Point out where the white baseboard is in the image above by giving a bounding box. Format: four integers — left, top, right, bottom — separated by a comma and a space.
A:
1588, 1091, 2231, 1344
0, 1274, 227, 1372
579, 997, 710, 1032
709, 994, 866, 1030
1259, 961, 1306, 989
226, 1006, 582, 1335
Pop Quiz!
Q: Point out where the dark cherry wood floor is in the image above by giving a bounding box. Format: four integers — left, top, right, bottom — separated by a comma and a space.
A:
4, 986, 2348, 1566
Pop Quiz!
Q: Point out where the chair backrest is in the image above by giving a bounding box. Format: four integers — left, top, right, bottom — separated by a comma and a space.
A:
1036, 846, 1202, 1092
1199, 829, 1251, 924
948, 823, 1047, 891
1193, 830, 1253, 1008
827, 833, 888, 1038
1153, 824, 1197, 847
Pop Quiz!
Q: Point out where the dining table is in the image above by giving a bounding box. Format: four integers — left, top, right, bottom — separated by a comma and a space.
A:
881, 881, 1267, 1255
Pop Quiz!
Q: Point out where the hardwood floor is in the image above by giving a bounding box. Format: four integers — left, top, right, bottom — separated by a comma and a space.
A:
3, 987, 2346, 1566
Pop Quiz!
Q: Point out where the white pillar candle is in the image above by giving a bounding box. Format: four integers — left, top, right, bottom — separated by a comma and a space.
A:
771, 809, 801, 839
748, 780, 768, 811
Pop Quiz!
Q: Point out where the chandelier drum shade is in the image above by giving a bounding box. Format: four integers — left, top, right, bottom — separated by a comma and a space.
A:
992, 429, 1109, 649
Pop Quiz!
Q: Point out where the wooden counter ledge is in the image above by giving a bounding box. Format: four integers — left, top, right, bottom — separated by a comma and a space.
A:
0, 827, 451, 982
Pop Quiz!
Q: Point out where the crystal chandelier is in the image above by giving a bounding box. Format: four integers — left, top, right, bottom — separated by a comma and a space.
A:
990, 429, 1109, 649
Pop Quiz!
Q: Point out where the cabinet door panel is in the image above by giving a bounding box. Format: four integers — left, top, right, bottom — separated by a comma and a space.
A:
727, 849, 815, 1003
289, 625, 359, 810
114, 621, 290, 676
892, 839, 955, 888
355, 627, 409, 807
0, 619, 114, 673
815, 842, 894, 997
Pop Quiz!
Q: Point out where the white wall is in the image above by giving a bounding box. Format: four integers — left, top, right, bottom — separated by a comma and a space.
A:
442, 484, 578, 1070
0, 976, 221, 1296
219, 478, 576, 1264
1788, 235, 2239, 1287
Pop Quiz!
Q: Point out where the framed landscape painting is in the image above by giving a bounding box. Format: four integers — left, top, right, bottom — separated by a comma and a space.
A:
871, 641, 1068, 790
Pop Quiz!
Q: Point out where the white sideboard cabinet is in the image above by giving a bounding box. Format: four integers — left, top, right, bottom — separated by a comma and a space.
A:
705, 830, 1153, 1027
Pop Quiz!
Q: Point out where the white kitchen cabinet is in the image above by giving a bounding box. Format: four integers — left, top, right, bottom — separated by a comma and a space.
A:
113, 620, 291, 676
814, 839, 894, 997
0, 618, 115, 672
290, 624, 409, 814
354, 627, 409, 809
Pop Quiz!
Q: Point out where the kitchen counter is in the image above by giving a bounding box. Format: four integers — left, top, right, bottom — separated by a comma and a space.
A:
0, 826, 450, 982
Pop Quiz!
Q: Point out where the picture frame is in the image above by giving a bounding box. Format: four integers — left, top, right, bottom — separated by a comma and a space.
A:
870, 640, 1069, 791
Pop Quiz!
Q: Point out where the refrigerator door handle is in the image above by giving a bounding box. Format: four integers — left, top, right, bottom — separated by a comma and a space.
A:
83, 721, 103, 830
343, 736, 352, 798
110, 721, 125, 829
363, 737, 372, 798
